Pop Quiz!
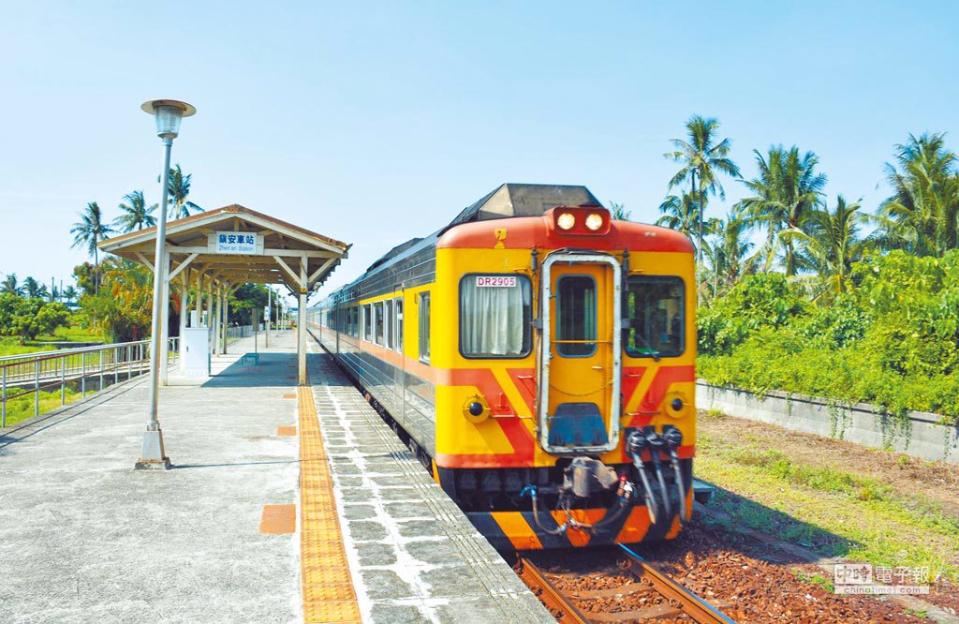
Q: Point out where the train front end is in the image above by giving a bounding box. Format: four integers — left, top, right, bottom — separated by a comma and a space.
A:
431, 204, 697, 550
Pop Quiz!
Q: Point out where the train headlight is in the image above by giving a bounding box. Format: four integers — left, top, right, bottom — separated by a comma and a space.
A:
463, 396, 489, 423
556, 212, 576, 231
585, 213, 604, 231
665, 391, 690, 418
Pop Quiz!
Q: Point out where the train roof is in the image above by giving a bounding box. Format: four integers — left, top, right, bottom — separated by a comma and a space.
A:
448, 183, 602, 227
321, 183, 603, 302
361, 183, 600, 273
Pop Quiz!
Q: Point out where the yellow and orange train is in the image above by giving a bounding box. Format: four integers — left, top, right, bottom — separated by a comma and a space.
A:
311, 183, 699, 550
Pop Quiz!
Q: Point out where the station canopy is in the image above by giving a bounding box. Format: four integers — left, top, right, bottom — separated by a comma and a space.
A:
100, 204, 350, 295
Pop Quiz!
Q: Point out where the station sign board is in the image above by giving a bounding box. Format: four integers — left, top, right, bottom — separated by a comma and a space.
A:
209, 231, 263, 254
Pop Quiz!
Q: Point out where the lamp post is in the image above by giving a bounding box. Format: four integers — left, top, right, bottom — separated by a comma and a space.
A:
135, 98, 196, 470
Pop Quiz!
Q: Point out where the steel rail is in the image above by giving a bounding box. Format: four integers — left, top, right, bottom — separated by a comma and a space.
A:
618, 543, 736, 624
517, 557, 589, 624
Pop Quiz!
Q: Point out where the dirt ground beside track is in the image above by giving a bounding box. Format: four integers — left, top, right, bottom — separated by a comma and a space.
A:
528, 521, 930, 623
698, 413, 959, 520
697, 411, 959, 617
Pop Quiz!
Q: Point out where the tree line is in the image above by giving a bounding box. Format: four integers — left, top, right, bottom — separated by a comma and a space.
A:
69, 164, 202, 294
631, 115, 959, 302
647, 116, 959, 418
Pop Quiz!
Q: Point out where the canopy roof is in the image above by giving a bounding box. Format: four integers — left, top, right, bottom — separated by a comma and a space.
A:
99, 204, 350, 294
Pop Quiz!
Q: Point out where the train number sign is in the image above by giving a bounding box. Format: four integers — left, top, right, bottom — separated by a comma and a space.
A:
475, 275, 517, 288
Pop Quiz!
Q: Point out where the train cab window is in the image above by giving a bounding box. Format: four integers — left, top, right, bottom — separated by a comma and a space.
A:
556, 276, 596, 357
363, 304, 372, 341
394, 298, 403, 352
624, 276, 685, 357
460, 275, 531, 358
418, 292, 430, 363
375, 302, 385, 345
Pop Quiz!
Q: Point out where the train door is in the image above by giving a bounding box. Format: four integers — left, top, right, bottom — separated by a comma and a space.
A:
539, 253, 621, 453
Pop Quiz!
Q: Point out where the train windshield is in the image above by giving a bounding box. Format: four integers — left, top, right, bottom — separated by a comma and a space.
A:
460, 274, 532, 358
624, 276, 684, 357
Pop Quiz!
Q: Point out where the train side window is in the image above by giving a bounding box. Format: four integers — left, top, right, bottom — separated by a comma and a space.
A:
363, 304, 372, 341
418, 292, 430, 363
385, 299, 394, 349
375, 302, 385, 345
623, 276, 685, 357
459, 274, 532, 358
394, 298, 403, 352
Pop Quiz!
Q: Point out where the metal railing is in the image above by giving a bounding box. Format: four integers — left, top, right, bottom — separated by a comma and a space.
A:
0, 337, 179, 428
226, 325, 254, 340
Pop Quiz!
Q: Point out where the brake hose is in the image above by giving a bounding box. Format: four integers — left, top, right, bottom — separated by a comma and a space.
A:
664, 428, 687, 524
562, 477, 636, 533
520, 485, 569, 535
646, 431, 672, 519
627, 431, 659, 524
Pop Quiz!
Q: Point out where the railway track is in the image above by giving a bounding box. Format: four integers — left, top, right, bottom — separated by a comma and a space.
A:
518, 544, 736, 624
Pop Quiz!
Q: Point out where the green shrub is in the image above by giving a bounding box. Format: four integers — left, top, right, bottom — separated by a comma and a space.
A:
698, 251, 959, 424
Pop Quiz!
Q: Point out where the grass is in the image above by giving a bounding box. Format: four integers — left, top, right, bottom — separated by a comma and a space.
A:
792, 569, 835, 593
1, 386, 82, 427
0, 326, 107, 357
696, 431, 959, 583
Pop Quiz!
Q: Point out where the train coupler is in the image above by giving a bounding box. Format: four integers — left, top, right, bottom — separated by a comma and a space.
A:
520, 457, 636, 536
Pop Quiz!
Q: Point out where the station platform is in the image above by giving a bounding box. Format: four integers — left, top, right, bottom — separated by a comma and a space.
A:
0, 331, 552, 624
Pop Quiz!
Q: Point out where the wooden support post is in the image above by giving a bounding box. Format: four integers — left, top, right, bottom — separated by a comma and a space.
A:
178, 271, 188, 370
205, 278, 213, 329
212, 282, 220, 354
194, 271, 203, 325
222, 284, 230, 354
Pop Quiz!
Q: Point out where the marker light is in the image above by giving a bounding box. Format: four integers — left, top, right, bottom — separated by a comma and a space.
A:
585, 213, 604, 231
557, 212, 576, 230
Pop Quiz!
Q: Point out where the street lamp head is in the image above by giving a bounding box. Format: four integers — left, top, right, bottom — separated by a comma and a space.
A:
141, 99, 196, 140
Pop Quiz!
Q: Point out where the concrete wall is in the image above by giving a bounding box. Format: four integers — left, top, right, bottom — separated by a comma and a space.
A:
696, 381, 959, 464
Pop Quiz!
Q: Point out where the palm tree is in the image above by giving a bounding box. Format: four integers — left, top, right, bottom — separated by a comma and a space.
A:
877, 133, 959, 256
70, 202, 114, 294
22, 276, 48, 299
165, 165, 203, 219
664, 115, 741, 263
63, 285, 78, 304
703, 209, 756, 296
115, 190, 157, 232
656, 192, 700, 246
738, 146, 827, 275
783, 196, 867, 297
609, 201, 631, 221
1, 273, 21, 295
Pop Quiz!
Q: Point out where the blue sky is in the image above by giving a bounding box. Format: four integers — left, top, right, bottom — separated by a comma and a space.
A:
1, 1, 956, 302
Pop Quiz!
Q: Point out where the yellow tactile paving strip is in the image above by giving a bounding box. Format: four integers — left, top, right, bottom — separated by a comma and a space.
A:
298, 384, 362, 624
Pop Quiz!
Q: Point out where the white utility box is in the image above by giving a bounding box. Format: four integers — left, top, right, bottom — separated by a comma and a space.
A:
181, 327, 211, 377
